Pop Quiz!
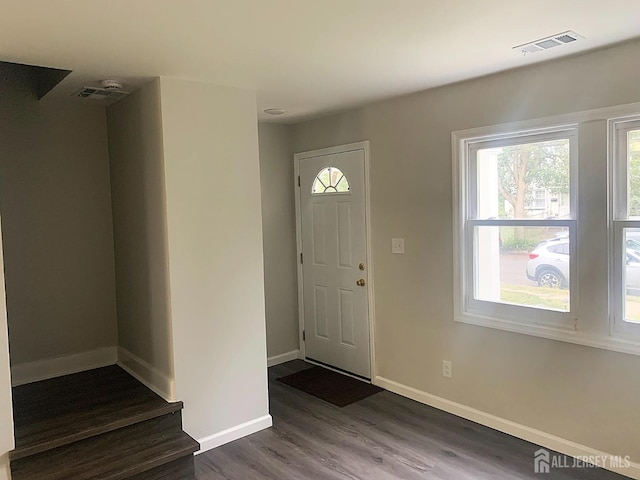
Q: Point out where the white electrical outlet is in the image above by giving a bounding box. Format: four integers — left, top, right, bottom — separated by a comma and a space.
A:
442, 360, 452, 379
391, 238, 405, 254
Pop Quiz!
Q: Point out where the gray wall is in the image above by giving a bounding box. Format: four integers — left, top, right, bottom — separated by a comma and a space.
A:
292, 39, 640, 460
160, 77, 269, 442
0, 66, 118, 367
257, 123, 299, 358
106, 79, 174, 395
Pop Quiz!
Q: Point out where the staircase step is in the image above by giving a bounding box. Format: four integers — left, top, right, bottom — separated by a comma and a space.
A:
11, 365, 182, 460
10, 412, 200, 480
127, 456, 195, 480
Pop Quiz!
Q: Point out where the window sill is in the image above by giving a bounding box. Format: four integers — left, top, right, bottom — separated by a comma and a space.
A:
455, 312, 640, 357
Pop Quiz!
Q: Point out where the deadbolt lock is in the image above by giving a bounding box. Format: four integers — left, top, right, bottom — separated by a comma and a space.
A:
356, 279, 366, 287
359, 263, 365, 270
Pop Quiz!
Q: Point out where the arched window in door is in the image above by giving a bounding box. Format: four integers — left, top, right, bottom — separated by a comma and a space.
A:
312, 167, 350, 194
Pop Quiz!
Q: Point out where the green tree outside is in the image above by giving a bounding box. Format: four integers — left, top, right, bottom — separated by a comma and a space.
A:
497, 139, 570, 220
628, 130, 640, 217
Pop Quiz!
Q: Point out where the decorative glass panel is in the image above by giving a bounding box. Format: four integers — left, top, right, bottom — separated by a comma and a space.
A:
312, 167, 350, 194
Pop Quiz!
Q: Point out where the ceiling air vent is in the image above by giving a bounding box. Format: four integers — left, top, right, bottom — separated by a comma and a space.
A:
73, 80, 130, 103
513, 30, 583, 55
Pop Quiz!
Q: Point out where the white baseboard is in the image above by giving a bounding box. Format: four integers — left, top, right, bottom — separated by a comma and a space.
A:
10, 346, 117, 386
376, 376, 640, 480
196, 415, 273, 454
267, 349, 300, 367
117, 347, 175, 402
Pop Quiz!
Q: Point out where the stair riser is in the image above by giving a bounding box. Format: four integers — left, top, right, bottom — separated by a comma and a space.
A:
10, 403, 184, 461
127, 455, 195, 480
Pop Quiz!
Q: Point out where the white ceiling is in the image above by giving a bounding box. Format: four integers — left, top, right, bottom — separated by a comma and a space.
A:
1, 0, 639, 122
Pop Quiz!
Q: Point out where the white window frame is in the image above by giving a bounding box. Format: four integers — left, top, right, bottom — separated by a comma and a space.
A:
610, 117, 640, 340
526, 188, 547, 211
452, 101, 640, 355
454, 125, 579, 333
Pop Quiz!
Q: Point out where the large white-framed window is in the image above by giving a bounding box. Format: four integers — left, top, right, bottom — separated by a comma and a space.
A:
452, 101, 640, 355
454, 126, 578, 332
611, 117, 640, 340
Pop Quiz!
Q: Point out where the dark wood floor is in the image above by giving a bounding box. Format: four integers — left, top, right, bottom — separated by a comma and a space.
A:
195, 360, 627, 480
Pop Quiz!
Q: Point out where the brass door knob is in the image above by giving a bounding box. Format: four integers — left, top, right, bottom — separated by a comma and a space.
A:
356, 279, 366, 287
359, 263, 365, 270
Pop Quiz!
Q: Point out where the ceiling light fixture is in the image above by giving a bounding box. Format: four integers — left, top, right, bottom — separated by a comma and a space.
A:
264, 108, 287, 115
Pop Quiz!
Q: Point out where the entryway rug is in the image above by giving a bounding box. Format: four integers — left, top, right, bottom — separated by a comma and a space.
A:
277, 366, 383, 407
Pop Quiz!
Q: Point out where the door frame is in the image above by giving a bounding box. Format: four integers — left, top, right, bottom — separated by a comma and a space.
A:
293, 141, 376, 381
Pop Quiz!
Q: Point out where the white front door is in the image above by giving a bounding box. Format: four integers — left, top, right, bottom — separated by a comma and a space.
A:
298, 148, 371, 378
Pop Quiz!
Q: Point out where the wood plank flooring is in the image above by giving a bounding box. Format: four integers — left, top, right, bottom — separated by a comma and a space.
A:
195, 361, 627, 480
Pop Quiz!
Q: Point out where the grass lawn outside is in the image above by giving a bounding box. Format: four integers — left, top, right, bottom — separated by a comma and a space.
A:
626, 295, 640, 322
500, 284, 569, 311
499, 284, 640, 321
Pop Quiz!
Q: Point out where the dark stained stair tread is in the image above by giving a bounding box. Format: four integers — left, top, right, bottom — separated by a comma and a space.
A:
10, 413, 199, 480
11, 365, 183, 460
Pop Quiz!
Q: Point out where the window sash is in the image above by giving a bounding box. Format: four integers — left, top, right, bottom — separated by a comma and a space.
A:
467, 129, 577, 221
460, 127, 578, 329
611, 119, 640, 338
609, 116, 640, 340
613, 120, 640, 220
611, 222, 640, 337
464, 219, 577, 328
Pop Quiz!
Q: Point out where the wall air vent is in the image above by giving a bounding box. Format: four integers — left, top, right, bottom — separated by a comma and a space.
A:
513, 30, 583, 55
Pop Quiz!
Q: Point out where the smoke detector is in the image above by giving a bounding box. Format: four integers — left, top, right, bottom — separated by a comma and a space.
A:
264, 108, 287, 116
100, 79, 123, 90
73, 79, 130, 102
513, 30, 583, 55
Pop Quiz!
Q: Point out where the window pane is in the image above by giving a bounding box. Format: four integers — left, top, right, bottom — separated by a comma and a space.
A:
628, 130, 640, 218
474, 226, 570, 312
312, 167, 350, 194
476, 139, 570, 220
624, 227, 640, 323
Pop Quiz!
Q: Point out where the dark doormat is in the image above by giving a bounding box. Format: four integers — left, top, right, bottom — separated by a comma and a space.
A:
277, 366, 384, 407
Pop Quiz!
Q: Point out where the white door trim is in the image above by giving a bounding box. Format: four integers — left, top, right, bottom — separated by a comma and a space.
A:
293, 141, 376, 381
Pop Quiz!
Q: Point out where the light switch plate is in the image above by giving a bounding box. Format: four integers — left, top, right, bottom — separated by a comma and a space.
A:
392, 238, 405, 254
